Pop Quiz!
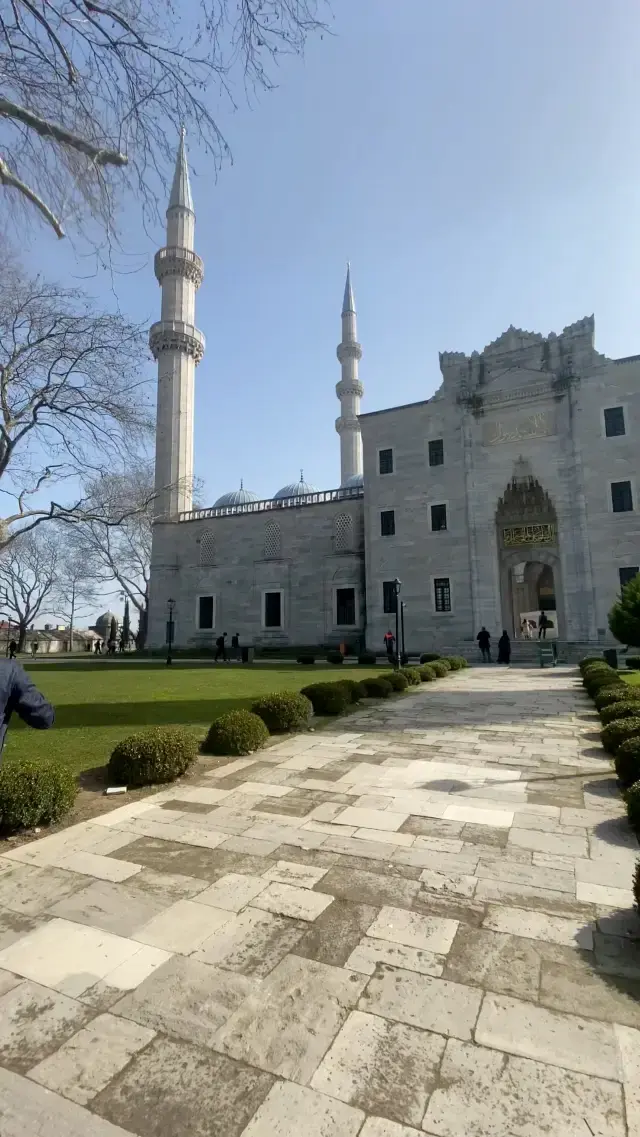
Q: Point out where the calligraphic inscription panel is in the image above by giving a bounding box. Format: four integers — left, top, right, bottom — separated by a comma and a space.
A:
503, 524, 556, 547
484, 410, 555, 446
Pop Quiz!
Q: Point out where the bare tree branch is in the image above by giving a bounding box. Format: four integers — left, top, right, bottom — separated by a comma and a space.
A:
0, 527, 59, 649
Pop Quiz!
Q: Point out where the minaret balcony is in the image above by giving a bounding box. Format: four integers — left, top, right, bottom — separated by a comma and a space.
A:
335, 414, 361, 434
336, 341, 362, 364
335, 378, 364, 399
154, 246, 204, 287
149, 320, 205, 363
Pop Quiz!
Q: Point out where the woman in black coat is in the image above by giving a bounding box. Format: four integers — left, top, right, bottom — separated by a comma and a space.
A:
497, 630, 511, 664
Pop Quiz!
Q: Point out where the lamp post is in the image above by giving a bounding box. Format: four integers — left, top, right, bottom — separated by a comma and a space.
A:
393, 578, 402, 670
400, 600, 406, 665
166, 598, 175, 667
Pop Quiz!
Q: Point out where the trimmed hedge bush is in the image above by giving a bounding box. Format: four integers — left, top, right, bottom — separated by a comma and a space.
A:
579, 656, 604, 672
356, 680, 371, 699
594, 686, 638, 712
336, 678, 363, 703
297, 654, 315, 665
363, 676, 393, 698
430, 660, 449, 678
625, 781, 640, 838
381, 671, 409, 692
615, 738, 640, 790
445, 656, 468, 670
251, 691, 312, 732
358, 652, 377, 665
108, 727, 198, 787
601, 716, 640, 755
626, 656, 640, 670
204, 710, 269, 756
420, 653, 441, 664
400, 666, 421, 686
326, 650, 344, 665
300, 682, 350, 715
0, 758, 76, 832
419, 664, 437, 681
601, 700, 640, 726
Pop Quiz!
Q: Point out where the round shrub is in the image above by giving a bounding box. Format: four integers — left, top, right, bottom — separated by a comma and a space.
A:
626, 781, 640, 838
582, 663, 615, 685
326, 650, 344, 665
601, 716, 640, 755
251, 691, 312, 733
626, 656, 640, 670
204, 710, 269, 757
336, 678, 363, 703
585, 669, 620, 697
356, 680, 370, 699
400, 666, 421, 686
108, 727, 198, 787
430, 661, 449, 678
444, 656, 465, 670
594, 686, 637, 712
0, 759, 76, 832
358, 652, 377, 665
419, 664, 437, 681
363, 676, 393, 698
381, 671, 409, 692
436, 658, 452, 672
297, 654, 316, 665
615, 738, 640, 790
580, 656, 605, 672
420, 653, 441, 664
601, 700, 640, 726
300, 682, 349, 715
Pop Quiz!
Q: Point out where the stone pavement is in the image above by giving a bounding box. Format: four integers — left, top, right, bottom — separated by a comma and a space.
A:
0, 666, 639, 1136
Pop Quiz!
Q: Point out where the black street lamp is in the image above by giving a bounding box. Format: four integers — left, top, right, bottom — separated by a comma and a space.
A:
393, 578, 402, 669
166, 598, 175, 666
400, 600, 406, 665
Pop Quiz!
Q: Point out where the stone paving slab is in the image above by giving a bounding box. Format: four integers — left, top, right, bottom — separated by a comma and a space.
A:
1, 665, 639, 1134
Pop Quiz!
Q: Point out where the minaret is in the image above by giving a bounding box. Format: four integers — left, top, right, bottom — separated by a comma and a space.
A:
149, 129, 205, 519
335, 264, 364, 485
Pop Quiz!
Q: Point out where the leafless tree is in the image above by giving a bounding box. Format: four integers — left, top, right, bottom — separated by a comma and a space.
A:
0, 528, 58, 650
51, 541, 99, 651
71, 464, 153, 647
0, 0, 328, 241
0, 250, 153, 547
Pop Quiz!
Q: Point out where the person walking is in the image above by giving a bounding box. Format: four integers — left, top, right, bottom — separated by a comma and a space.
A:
383, 629, 396, 664
476, 626, 492, 662
497, 630, 511, 664
31, 640, 38, 658
215, 633, 228, 662
0, 659, 54, 761
231, 633, 240, 661
538, 611, 549, 640
8, 641, 17, 660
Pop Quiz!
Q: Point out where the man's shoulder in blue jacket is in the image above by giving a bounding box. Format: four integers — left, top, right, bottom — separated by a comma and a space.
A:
0, 660, 55, 744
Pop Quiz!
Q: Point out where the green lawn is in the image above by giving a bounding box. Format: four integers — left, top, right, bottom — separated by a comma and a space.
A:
624, 671, 640, 687
5, 660, 378, 776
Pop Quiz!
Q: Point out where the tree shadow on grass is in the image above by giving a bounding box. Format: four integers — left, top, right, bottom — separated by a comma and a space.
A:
18, 697, 256, 729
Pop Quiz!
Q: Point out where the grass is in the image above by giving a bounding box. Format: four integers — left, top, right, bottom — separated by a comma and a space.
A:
5, 660, 379, 777
624, 671, 640, 687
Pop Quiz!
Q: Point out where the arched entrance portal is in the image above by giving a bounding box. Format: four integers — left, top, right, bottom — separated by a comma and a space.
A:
496, 467, 564, 639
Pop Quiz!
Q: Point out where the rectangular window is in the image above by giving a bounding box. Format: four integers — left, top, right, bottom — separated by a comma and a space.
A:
431, 503, 447, 531
604, 406, 626, 437
612, 480, 633, 513
264, 591, 282, 628
383, 580, 397, 614
434, 577, 451, 612
620, 567, 639, 590
380, 509, 395, 537
336, 587, 356, 626
429, 439, 444, 467
378, 448, 394, 475
197, 595, 214, 630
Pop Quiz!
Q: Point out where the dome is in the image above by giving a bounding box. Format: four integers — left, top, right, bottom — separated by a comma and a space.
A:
213, 481, 259, 508
342, 472, 364, 488
273, 471, 317, 500
96, 611, 118, 625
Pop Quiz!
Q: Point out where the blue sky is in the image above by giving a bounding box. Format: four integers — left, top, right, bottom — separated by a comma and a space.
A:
22, 0, 640, 507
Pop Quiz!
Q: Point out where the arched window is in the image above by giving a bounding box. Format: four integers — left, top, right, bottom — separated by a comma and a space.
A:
264, 522, 282, 559
199, 530, 215, 566
334, 513, 353, 552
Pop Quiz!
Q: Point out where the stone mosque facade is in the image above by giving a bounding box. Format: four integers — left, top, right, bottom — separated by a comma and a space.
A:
147, 137, 640, 654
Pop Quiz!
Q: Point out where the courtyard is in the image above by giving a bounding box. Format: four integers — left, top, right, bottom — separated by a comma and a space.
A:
0, 664, 638, 1136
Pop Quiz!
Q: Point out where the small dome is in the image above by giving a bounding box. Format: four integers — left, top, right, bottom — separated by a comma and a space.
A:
96, 611, 118, 625
213, 481, 259, 508
273, 471, 317, 500
342, 472, 364, 488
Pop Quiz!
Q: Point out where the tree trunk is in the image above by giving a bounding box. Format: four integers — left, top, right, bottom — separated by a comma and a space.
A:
17, 622, 27, 652
136, 602, 148, 649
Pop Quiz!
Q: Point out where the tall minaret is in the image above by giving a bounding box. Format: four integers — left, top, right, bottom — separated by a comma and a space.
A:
149, 130, 205, 519
335, 264, 364, 485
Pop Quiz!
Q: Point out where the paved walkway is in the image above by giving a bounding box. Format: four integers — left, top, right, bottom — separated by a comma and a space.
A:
0, 666, 638, 1136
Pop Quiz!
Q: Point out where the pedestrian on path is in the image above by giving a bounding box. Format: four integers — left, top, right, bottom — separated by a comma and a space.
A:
538, 611, 549, 639
215, 633, 228, 662
476, 626, 491, 662
0, 659, 54, 761
383, 630, 396, 664
497, 630, 511, 664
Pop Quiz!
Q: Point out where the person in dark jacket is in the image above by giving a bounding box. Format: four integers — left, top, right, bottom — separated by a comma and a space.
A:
497, 630, 511, 664
476, 627, 491, 662
0, 660, 54, 759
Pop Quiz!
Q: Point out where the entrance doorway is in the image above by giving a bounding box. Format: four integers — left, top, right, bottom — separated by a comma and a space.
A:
511, 560, 558, 639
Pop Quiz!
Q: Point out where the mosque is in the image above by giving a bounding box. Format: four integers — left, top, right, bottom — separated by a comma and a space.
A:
147, 136, 640, 655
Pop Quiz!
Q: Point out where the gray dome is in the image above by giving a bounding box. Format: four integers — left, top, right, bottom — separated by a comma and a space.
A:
273, 472, 317, 500
214, 483, 259, 508
96, 611, 118, 625
342, 472, 364, 488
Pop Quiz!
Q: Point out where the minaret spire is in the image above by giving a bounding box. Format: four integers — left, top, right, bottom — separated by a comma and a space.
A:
149, 131, 205, 519
335, 263, 364, 486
